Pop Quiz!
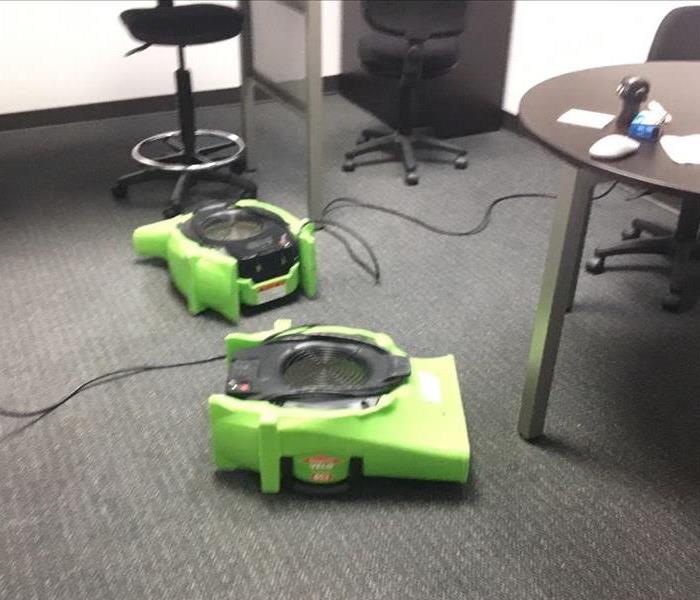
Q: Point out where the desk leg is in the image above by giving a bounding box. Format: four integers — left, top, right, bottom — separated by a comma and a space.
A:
305, 1, 324, 221
518, 165, 598, 440
240, 0, 255, 171
241, 77, 256, 170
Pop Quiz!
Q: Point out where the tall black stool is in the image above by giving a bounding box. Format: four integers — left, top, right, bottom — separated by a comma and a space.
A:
112, 1, 257, 217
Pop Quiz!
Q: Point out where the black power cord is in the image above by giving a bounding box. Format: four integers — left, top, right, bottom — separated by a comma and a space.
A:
313, 218, 381, 283
0, 354, 225, 422
323, 193, 555, 237
322, 183, 627, 237
0, 324, 324, 426
592, 181, 619, 201
1, 326, 327, 431
625, 187, 653, 202
317, 182, 653, 280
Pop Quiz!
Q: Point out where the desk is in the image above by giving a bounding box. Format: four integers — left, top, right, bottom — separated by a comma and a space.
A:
239, 0, 324, 220
517, 62, 700, 440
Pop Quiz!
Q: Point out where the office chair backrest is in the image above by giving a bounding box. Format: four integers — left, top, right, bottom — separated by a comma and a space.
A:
362, 0, 467, 42
648, 6, 700, 61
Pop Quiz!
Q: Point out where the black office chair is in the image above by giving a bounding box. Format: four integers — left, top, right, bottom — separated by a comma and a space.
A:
342, 0, 468, 186
112, 1, 257, 218
585, 6, 700, 312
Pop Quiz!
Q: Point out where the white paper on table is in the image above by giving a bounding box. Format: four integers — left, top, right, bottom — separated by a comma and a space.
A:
557, 109, 615, 129
660, 135, 700, 165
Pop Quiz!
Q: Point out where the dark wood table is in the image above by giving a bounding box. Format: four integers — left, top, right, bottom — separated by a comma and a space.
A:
517, 62, 700, 440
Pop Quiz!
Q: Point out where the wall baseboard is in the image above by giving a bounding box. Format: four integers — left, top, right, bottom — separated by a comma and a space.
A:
0, 76, 340, 132
501, 110, 530, 138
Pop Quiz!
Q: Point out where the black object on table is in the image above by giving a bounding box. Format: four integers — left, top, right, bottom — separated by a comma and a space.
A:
586, 7, 700, 303
517, 61, 700, 440
112, 2, 257, 217
341, 0, 469, 186
614, 76, 650, 129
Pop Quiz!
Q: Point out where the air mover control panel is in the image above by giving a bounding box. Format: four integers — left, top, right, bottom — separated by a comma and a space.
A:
180, 204, 299, 282
132, 200, 317, 322
208, 320, 471, 494
224, 334, 411, 406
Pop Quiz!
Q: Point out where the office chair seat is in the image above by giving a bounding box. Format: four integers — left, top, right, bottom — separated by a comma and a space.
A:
343, 0, 468, 186
359, 33, 459, 79
121, 4, 243, 46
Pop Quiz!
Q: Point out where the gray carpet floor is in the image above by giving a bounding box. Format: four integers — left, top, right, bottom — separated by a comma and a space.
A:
1, 95, 699, 600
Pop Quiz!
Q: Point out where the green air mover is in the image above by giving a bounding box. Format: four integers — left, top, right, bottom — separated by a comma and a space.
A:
209, 320, 470, 493
132, 200, 317, 322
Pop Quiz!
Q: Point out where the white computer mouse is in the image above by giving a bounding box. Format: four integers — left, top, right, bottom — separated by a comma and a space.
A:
589, 134, 640, 160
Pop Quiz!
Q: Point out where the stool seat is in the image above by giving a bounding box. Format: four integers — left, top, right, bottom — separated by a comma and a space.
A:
121, 4, 243, 46
113, 2, 256, 217
359, 33, 459, 79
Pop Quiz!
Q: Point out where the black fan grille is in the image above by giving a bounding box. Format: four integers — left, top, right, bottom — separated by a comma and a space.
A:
202, 217, 263, 241
281, 347, 371, 389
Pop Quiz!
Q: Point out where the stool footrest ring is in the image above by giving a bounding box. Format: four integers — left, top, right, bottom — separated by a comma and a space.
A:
131, 129, 245, 172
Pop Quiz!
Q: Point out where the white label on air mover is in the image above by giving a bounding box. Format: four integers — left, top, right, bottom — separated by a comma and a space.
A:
256, 280, 289, 304
418, 371, 442, 404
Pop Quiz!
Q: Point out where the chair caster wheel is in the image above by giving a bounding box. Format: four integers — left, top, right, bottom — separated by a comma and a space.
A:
454, 155, 468, 170
405, 171, 419, 186
585, 257, 605, 274
162, 206, 181, 219
621, 226, 641, 240
111, 183, 128, 200
662, 293, 683, 312
342, 160, 356, 172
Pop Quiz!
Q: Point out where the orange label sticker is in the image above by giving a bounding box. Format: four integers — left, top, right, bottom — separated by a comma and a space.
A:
256, 279, 288, 304
303, 455, 342, 465
259, 280, 286, 292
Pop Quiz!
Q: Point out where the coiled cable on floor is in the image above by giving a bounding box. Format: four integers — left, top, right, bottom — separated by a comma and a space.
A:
316, 182, 653, 279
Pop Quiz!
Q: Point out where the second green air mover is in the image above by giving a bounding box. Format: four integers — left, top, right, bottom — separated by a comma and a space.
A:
132, 200, 317, 322
209, 320, 470, 493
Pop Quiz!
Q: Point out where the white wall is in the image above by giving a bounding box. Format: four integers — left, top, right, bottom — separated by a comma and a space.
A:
2, 0, 696, 118
503, 0, 700, 114
0, 0, 341, 115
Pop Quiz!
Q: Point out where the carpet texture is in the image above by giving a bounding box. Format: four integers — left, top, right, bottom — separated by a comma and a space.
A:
1, 95, 699, 600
